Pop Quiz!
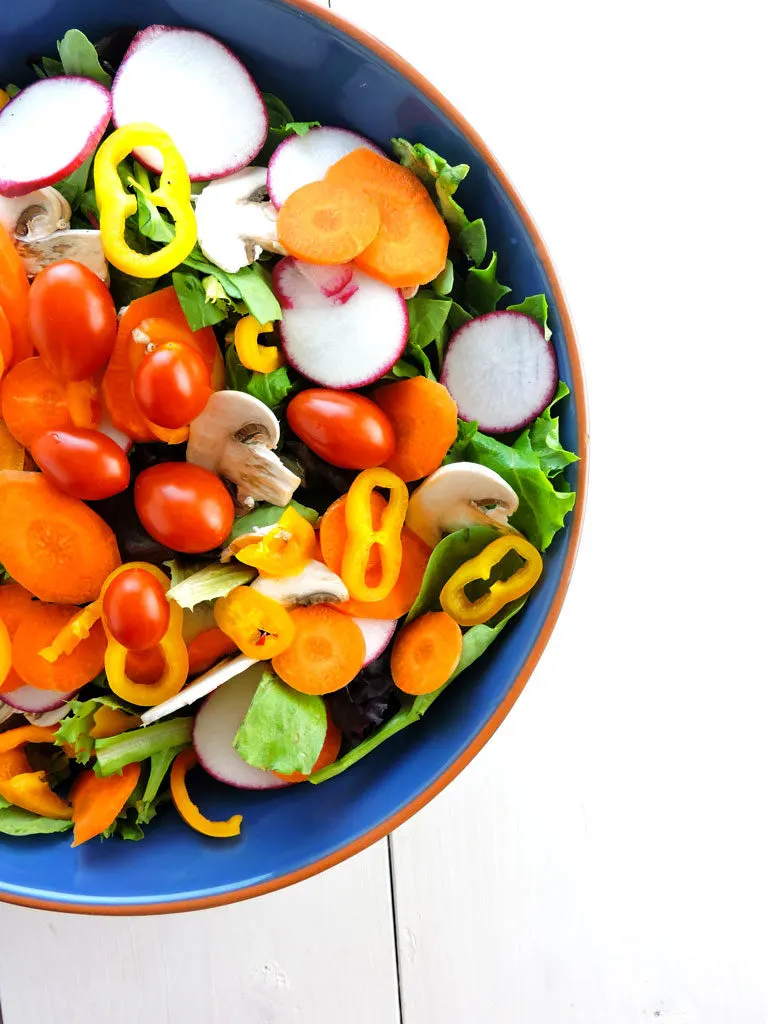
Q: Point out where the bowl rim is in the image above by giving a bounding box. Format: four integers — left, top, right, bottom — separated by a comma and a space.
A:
1, 0, 588, 916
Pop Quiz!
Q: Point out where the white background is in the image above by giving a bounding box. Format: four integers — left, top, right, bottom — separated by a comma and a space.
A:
2, 0, 768, 1020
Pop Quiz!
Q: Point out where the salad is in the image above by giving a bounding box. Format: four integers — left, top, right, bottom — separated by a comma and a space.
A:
0, 25, 577, 845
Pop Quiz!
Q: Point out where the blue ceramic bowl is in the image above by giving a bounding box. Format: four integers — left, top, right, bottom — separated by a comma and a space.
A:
0, 0, 586, 913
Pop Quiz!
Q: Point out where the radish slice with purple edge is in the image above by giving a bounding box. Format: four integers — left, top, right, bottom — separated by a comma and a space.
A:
193, 667, 291, 790
140, 653, 256, 727
295, 261, 354, 299
351, 617, 398, 666
267, 126, 384, 209
1, 684, 78, 714
274, 257, 407, 389
0, 77, 112, 199
111, 26, 267, 181
441, 311, 558, 433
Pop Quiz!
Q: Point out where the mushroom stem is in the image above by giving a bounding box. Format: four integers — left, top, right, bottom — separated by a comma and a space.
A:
219, 439, 301, 508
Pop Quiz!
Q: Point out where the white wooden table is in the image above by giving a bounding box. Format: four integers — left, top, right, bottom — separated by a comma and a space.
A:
2, 1, 767, 1020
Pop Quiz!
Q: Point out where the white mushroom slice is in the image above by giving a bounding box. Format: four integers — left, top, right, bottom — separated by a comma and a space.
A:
140, 654, 256, 726
195, 167, 287, 274
405, 462, 520, 548
15, 229, 109, 282
187, 391, 301, 508
250, 560, 348, 606
0, 187, 71, 240
0, 701, 17, 726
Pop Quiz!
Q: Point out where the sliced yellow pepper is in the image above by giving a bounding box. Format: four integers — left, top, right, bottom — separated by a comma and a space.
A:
94, 123, 196, 278
0, 617, 11, 689
214, 587, 295, 660
171, 748, 242, 838
0, 772, 72, 820
234, 506, 315, 576
341, 468, 408, 602
0, 725, 59, 755
440, 533, 543, 627
233, 315, 283, 373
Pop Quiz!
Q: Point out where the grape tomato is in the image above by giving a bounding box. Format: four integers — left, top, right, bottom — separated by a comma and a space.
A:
134, 463, 235, 554
286, 390, 396, 469
103, 568, 171, 652
30, 428, 131, 500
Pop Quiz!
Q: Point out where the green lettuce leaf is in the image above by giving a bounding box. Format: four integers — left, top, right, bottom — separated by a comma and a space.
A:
57, 29, 111, 86
528, 381, 579, 476
507, 293, 552, 340
225, 345, 297, 411
135, 746, 183, 825
391, 139, 487, 265
385, 359, 421, 380
228, 501, 319, 542
54, 695, 136, 764
172, 270, 228, 330
261, 92, 320, 159
94, 718, 193, 777
432, 260, 454, 297
235, 669, 327, 775
464, 252, 511, 315
166, 563, 256, 610
54, 151, 95, 209
0, 798, 73, 837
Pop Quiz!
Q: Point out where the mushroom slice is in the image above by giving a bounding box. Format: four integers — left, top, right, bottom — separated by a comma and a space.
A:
15, 229, 109, 282
0, 187, 71, 240
405, 462, 520, 548
187, 391, 301, 508
250, 560, 349, 607
24, 705, 71, 727
0, 701, 16, 726
195, 166, 287, 274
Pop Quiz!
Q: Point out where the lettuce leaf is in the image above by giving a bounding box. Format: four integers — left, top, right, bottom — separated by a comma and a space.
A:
0, 797, 73, 837
172, 270, 229, 330
54, 695, 136, 764
225, 345, 297, 411
57, 29, 112, 86
94, 718, 193, 777
528, 381, 579, 476
507, 293, 552, 340
261, 92, 320, 160
391, 139, 487, 265
166, 562, 256, 610
135, 746, 183, 825
235, 669, 327, 775
464, 252, 511, 315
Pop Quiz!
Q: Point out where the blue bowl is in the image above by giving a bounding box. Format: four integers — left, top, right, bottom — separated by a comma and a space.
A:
0, 0, 587, 913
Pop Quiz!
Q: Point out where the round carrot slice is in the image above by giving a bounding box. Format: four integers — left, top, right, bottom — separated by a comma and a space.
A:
374, 376, 458, 483
272, 605, 365, 695
390, 612, 462, 695
12, 602, 106, 691
1, 357, 75, 448
277, 181, 380, 265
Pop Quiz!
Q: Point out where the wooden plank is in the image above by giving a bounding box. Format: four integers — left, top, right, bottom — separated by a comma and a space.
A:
333, 0, 768, 1021
0, 841, 400, 1024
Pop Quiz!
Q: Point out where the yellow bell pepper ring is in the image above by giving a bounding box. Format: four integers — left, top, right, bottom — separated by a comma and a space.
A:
440, 533, 544, 627
0, 617, 11, 688
234, 506, 315, 576
214, 587, 295, 660
342, 468, 408, 603
171, 748, 242, 838
94, 122, 197, 278
233, 315, 284, 373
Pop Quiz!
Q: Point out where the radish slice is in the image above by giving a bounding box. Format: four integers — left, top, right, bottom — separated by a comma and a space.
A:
140, 654, 256, 726
24, 705, 71, 727
351, 617, 398, 665
1, 685, 77, 714
193, 668, 290, 790
267, 126, 384, 209
0, 78, 111, 199
112, 26, 267, 181
274, 257, 407, 388
295, 262, 354, 298
441, 311, 558, 433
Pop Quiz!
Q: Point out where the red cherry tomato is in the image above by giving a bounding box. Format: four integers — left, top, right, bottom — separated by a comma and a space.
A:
30, 428, 131, 500
134, 463, 235, 554
287, 390, 396, 469
133, 342, 212, 429
103, 568, 171, 651
28, 261, 117, 382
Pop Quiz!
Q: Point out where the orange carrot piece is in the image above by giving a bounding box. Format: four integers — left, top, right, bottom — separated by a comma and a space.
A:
0, 305, 13, 378
0, 225, 33, 367
277, 181, 381, 265
273, 717, 342, 782
374, 376, 458, 482
325, 148, 449, 288
272, 605, 365, 695
0, 418, 25, 471
0, 472, 121, 604
390, 612, 462, 695
0, 582, 36, 694
70, 762, 141, 847
12, 603, 106, 692
319, 494, 431, 619
102, 288, 224, 442
0, 724, 59, 754
1, 357, 76, 447
187, 628, 239, 677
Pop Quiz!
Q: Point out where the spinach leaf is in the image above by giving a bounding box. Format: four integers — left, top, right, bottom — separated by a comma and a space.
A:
406, 526, 502, 623
465, 252, 511, 314
247, 365, 297, 411
433, 259, 454, 297
235, 669, 327, 775
57, 29, 112, 87
260, 92, 320, 160
228, 501, 318, 541
407, 290, 451, 372
54, 151, 95, 208
172, 270, 228, 330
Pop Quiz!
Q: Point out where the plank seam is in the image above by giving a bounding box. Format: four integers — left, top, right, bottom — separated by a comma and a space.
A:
387, 834, 406, 1024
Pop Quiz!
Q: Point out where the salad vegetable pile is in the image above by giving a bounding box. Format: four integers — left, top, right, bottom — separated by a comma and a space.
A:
0, 25, 577, 845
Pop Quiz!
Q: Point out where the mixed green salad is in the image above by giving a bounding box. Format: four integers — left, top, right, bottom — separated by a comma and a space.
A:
0, 25, 577, 845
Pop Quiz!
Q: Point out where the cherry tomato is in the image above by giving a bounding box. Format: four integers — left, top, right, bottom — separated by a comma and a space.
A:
28, 261, 117, 382
287, 390, 396, 469
133, 342, 212, 429
31, 428, 131, 500
103, 568, 171, 651
134, 463, 235, 554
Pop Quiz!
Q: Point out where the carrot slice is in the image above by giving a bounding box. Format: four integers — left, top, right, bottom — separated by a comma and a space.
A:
1, 357, 76, 447
187, 627, 239, 677
374, 376, 458, 482
277, 181, 380, 265
0, 225, 33, 367
12, 603, 106, 691
0, 582, 36, 694
0, 472, 121, 604
325, 148, 449, 288
390, 612, 462, 695
273, 717, 342, 782
0, 418, 25, 471
0, 305, 13, 379
101, 287, 224, 442
272, 605, 365, 695
319, 494, 431, 619
70, 762, 141, 847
